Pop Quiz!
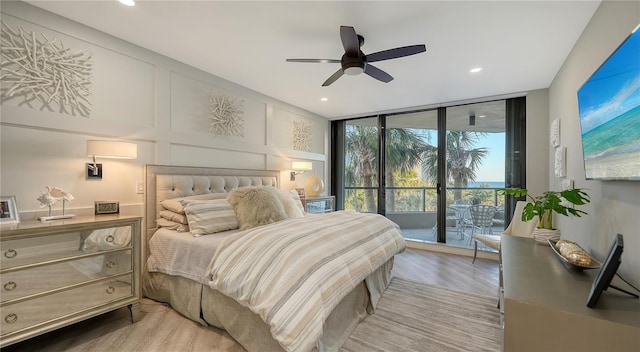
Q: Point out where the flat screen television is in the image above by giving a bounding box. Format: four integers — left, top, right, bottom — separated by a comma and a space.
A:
577, 27, 640, 181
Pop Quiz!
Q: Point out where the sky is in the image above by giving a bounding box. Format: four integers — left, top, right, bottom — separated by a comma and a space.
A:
418, 130, 506, 183
577, 28, 640, 134
475, 132, 506, 182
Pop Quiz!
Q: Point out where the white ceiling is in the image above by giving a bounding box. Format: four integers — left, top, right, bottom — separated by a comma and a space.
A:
24, 0, 601, 120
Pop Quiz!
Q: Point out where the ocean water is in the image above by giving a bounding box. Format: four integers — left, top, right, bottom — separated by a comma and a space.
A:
467, 181, 505, 188
581, 105, 640, 159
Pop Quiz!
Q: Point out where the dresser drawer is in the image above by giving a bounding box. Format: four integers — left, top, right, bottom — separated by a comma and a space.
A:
1, 276, 133, 336
1, 250, 132, 302
1, 233, 81, 269
2, 226, 132, 270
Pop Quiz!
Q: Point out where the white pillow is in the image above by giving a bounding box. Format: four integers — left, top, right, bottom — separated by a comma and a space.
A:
278, 190, 304, 219
181, 199, 239, 237
227, 186, 288, 230
290, 190, 306, 214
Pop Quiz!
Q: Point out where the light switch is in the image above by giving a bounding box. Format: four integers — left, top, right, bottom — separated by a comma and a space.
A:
136, 181, 144, 194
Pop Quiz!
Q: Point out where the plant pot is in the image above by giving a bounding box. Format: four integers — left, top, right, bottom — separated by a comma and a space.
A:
534, 228, 561, 245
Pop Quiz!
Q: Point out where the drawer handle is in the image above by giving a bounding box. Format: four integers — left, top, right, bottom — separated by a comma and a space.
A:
106, 235, 114, 243
4, 281, 17, 291
105, 261, 116, 268
106, 286, 116, 294
4, 313, 17, 324
4, 249, 17, 259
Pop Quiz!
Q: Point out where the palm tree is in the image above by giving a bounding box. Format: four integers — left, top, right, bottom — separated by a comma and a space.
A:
345, 125, 378, 212
422, 131, 488, 201
385, 128, 431, 211
345, 125, 431, 212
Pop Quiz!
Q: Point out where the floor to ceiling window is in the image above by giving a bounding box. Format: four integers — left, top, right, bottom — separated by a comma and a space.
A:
342, 117, 379, 213
332, 97, 525, 252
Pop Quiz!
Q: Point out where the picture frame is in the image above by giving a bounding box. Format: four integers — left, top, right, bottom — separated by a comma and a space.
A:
586, 234, 629, 308
295, 188, 306, 200
0, 196, 20, 225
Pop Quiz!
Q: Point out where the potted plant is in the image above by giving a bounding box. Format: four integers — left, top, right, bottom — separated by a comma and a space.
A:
498, 187, 590, 230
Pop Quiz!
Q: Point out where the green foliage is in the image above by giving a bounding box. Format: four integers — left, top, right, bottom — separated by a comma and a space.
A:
498, 188, 590, 229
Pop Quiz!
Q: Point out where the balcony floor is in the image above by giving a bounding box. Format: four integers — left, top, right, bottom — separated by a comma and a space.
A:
400, 227, 502, 253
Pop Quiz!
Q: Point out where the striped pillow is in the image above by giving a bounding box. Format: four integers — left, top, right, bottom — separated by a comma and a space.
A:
181, 199, 239, 237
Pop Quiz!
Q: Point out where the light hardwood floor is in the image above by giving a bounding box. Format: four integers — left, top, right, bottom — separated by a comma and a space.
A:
2, 249, 499, 352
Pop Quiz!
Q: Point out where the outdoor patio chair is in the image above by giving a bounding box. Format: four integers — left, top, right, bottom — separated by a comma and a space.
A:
466, 205, 496, 246
472, 201, 539, 263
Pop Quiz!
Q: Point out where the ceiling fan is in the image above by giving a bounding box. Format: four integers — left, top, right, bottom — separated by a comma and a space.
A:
286, 25, 426, 87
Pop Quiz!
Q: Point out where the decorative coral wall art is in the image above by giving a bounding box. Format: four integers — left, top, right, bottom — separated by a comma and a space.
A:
554, 146, 566, 177
1, 22, 93, 117
550, 118, 560, 147
293, 120, 312, 152
208, 91, 244, 137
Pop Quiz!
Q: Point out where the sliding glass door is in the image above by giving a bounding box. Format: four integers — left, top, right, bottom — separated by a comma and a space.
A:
442, 101, 506, 248
384, 110, 438, 242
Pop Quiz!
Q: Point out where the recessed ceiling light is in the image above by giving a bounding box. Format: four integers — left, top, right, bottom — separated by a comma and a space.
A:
479, 115, 486, 118
470, 67, 482, 73
118, 0, 135, 6
320, 97, 328, 102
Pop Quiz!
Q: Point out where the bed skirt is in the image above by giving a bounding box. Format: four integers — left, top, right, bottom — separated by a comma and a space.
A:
143, 258, 394, 352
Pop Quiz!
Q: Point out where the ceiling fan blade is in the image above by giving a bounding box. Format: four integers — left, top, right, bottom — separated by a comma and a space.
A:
340, 26, 360, 56
364, 64, 393, 83
322, 68, 344, 86
286, 59, 341, 63
366, 44, 426, 63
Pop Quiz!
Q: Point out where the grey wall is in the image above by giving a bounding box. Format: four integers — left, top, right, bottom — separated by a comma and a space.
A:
549, 0, 640, 286
1, 1, 329, 220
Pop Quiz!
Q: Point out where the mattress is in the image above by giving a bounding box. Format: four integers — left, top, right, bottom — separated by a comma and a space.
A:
146, 227, 240, 284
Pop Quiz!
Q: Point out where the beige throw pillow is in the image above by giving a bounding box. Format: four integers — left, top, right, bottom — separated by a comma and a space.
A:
227, 186, 288, 230
156, 217, 189, 232
181, 199, 239, 237
159, 210, 188, 225
161, 193, 227, 214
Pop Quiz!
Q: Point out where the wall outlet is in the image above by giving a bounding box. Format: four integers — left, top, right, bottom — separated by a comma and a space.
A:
136, 181, 144, 194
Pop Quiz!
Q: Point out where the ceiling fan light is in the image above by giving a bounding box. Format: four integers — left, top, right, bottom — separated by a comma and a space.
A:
344, 66, 364, 75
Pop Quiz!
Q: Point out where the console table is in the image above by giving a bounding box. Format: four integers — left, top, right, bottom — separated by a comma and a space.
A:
500, 236, 640, 352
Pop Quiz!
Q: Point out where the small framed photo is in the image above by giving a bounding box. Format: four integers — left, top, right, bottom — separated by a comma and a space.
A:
0, 196, 20, 225
295, 188, 306, 199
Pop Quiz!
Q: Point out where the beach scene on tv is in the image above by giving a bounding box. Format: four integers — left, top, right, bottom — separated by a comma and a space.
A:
577, 28, 640, 181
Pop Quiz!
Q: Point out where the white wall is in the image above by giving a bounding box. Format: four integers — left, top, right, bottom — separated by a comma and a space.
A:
0, 2, 329, 220
525, 89, 550, 198
548, 0, 640, 285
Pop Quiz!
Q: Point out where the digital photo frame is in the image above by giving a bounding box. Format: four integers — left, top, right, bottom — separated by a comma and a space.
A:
586, 234, 638, 307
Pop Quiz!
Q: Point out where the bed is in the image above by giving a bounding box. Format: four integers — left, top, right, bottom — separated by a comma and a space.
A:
142, 165, 406, 352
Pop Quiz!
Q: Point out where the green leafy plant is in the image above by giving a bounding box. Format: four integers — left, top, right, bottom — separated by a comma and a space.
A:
498, 188, 590, 230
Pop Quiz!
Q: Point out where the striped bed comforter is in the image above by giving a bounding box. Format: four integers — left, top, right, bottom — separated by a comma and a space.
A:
206, 210, 406, 352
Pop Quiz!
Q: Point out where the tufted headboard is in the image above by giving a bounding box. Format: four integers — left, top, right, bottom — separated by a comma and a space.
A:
144, 165, 279, 243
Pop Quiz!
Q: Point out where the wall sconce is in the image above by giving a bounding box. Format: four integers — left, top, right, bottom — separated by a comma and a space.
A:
290, 161, 312, 181
87, 140, 138, 179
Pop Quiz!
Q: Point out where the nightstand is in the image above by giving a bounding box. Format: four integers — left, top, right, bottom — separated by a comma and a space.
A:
0, 215, 142, 347
304, 196, 335, 214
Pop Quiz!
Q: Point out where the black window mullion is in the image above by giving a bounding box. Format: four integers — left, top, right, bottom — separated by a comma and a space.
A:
378, 115, 387, 215
436, 107, 447, 243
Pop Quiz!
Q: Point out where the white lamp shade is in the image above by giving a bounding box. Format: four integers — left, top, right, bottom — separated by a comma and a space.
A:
291, 161, 313, 171
87, 140, 137, 159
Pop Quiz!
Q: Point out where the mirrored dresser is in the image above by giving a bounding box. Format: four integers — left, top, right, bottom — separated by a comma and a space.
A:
0, 215, 142, 347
